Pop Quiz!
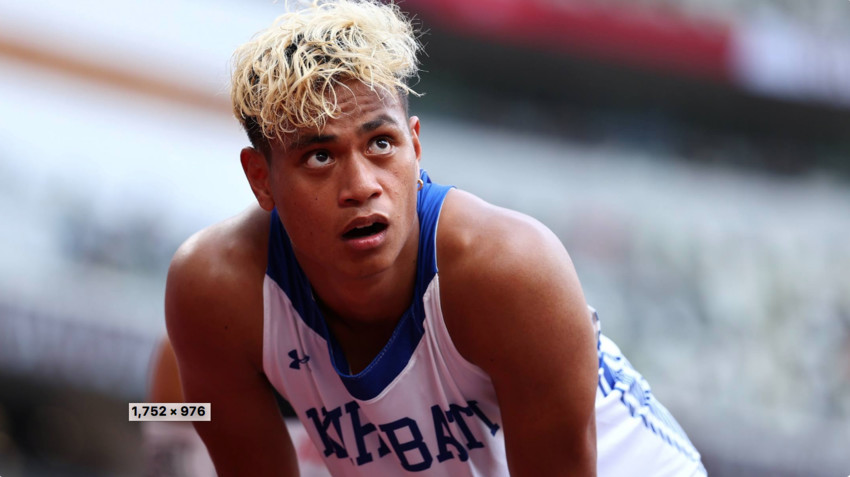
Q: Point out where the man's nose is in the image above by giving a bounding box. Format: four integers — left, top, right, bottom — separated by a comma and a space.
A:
338, 155, 382, 206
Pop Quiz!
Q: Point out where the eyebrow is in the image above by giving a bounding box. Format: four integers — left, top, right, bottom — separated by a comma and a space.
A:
289, 133, 337, 151
288, 115, 401, 150
360, 114, 401, 133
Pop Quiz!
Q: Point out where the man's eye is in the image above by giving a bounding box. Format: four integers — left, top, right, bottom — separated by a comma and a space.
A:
305, 151, 334, 168
367, 137, 394, 155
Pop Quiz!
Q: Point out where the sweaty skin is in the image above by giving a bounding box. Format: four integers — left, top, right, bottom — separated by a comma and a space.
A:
166, 82, 598, 476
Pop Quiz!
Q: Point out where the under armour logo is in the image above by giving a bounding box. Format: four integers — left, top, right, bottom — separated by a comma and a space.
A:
288, 349, 310, 369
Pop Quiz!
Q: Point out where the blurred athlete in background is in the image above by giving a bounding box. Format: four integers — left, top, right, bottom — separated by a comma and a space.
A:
144, 338, 327, 476
166, 1, 707, 475
144, 338, 217, 477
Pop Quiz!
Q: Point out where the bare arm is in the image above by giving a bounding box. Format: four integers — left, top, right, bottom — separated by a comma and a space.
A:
165, 221, 299, 477
440, 191, 598, 476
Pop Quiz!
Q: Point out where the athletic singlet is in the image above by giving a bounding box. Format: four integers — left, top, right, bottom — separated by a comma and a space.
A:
263, 171, 707, 476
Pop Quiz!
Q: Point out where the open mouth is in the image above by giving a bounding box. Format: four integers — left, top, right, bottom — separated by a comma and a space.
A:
343, 222, 388, 239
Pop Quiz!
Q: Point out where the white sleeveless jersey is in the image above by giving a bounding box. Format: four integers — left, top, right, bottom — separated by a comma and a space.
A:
263, 171, 706, 476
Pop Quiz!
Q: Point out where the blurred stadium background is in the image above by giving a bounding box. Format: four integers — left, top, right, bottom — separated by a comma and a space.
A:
1, 0, 849, 475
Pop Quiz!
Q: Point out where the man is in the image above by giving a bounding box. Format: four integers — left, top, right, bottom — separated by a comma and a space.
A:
166, 1, 707, 475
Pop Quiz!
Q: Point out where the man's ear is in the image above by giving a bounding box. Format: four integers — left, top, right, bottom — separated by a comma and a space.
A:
240, 147, 275, 211
409, 116, 421, 163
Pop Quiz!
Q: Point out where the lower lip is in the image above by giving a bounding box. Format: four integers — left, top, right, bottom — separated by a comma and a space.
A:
343, 227, 388, 251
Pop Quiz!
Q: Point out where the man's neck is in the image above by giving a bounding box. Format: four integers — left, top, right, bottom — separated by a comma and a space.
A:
301, 231, 419, 374
297, 224, 420, 331
313, 268, 416, 328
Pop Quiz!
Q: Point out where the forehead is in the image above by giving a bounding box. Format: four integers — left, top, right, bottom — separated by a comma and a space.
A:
281, 82, 405, 145
334, 81, 403, 115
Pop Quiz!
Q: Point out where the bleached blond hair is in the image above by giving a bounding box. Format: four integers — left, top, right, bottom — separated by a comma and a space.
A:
231, 0, 421, 151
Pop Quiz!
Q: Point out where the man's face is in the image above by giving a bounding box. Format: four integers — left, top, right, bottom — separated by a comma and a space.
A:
266, 82, 422, 281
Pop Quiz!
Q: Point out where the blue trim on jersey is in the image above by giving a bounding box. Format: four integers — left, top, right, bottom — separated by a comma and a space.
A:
266, 211, 331, 339
266, 169, 453, 401
596, 310, 702, 463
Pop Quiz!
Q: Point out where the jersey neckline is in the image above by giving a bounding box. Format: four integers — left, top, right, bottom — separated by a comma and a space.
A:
265, 169, 453, 400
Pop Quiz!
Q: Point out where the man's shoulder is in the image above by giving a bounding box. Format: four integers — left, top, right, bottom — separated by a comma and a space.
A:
171, 205, 270, 281
165, 206, 271, 360
435, 195, 597, 476
437, 189, 565, 276
436, 189, 585, 366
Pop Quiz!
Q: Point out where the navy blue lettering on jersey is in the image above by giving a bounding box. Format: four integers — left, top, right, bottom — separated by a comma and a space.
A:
266, 170, 453, 401
431, 405, 469, 462
305, 406, 348, 458
447, 401, 500, 450
304, 399, 500, 471
379, 418, 433, 471
345, 401, 391, 465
